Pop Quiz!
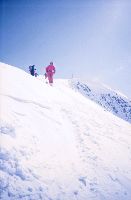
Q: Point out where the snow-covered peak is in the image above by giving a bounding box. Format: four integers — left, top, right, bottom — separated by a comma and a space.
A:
70, 78, 131, 123
0, 63, 131, 200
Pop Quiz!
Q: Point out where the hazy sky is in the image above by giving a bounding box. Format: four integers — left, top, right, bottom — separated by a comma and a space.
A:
0, 0, 131, 97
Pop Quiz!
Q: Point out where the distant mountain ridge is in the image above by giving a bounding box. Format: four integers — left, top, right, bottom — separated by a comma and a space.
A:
70, 79, 131, 123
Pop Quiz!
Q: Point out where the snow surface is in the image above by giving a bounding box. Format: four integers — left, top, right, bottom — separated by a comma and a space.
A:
0, 62, 131, 200
70, 79, 131, 123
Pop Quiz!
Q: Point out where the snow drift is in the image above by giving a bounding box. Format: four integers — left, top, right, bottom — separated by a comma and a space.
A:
0, 62, 131, 200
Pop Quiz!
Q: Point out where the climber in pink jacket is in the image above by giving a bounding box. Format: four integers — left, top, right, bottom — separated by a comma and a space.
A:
45, 62, 56, 85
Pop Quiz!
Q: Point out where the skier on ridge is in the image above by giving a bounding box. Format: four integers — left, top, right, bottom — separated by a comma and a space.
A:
45, 62, 56, 85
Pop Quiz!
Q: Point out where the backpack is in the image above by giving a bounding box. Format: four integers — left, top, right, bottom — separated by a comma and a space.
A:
29, 66, 32, 71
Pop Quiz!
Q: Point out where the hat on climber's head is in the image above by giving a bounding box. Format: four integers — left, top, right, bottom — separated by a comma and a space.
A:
50, 61, 53, 65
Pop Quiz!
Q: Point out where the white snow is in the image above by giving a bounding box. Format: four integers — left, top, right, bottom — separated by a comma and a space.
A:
0, 62, 131, 200
70, 79, 131, 123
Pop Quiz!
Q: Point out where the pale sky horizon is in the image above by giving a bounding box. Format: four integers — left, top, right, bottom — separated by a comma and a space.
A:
0, 0, 131, 98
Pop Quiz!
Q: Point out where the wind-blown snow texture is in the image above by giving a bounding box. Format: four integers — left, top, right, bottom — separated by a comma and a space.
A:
0, 62, 131, 200
70, 79, 131, 123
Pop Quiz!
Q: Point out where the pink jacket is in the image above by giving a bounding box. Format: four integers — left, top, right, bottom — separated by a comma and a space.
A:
46, 65, 55, 74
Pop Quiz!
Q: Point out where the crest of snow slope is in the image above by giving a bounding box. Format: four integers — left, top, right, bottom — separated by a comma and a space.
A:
70, 79, 131, 123
0, 62, 131, 200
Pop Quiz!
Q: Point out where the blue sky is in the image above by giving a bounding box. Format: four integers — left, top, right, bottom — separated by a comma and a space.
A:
0, 0, 131, 97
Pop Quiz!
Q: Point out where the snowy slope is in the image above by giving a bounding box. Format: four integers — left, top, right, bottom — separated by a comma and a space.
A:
0, 62, 131, 200
70, 79, 131, 123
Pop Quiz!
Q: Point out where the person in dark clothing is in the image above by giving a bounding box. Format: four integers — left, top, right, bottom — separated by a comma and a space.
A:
29, 65, 35, 76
